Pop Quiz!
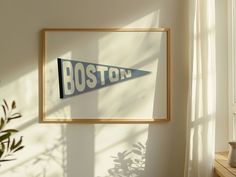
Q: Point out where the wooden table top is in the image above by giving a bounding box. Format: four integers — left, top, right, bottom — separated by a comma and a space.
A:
215, 152, 236, 177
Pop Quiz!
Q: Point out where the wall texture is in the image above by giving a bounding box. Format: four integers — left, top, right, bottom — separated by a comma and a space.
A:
0, 0, 188, 177
215, 0, 229, 152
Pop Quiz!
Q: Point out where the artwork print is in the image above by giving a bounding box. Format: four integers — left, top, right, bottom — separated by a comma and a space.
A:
39, 28, 171, 123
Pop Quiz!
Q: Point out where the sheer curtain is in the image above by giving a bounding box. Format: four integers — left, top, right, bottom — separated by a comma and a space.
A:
184, 0, 216, 176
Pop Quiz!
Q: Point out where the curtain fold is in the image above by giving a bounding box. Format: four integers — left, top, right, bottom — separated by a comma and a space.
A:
184, 0, 216, 176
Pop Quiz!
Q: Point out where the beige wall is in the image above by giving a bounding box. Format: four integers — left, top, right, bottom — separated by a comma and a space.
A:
215, 0, 229, 152
0, 0, 188, 177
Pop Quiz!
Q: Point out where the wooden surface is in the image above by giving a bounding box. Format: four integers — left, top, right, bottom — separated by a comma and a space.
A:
215, 152, 236, 177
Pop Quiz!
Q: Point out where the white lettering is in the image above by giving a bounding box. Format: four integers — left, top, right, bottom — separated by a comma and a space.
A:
74, 63, 86, 92
109, 67, 119, 83
96, 65, 108, 86
62, 61, 75, 95
120, 69, 132, 80
86, 64, 97, 88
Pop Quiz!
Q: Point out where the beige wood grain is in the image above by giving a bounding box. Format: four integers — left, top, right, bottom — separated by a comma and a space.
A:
215, 152, 236, 177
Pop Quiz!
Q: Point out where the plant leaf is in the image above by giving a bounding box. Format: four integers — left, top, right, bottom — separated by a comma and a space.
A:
2, 105, 6, 119
9, 115, 22, 119
13, 136, 23, 150
7, 114, 21, 123
10, 113, 21, 117
11, 101, 16, 109
0, 118, 4, 130
1, 142, 5, 152
7, 113, 22, 123
0, 159, 16, 162
0, 150, 3, 159
6, 138, 10, 150
0, 133, 11, 142
1, 129, 18, 134
13, 146, 24, 153
0, 142, 5, 158
9, 113, 21, 119
10, 138, 16, 151
3, 100, 8, 111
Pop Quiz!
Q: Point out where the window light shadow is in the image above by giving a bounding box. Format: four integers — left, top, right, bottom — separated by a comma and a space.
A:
0, 0, 171, 176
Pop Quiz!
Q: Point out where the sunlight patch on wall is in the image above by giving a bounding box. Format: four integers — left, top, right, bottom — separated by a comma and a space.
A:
124, 11, 160, 28
97, 30, 164, 119
94, 11, 158, 176
0, 69, 38, 127
0, 65, 67, 177
45, 51, 72, 119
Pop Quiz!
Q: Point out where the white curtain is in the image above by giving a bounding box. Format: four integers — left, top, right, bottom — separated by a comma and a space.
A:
184, 0, 216, 176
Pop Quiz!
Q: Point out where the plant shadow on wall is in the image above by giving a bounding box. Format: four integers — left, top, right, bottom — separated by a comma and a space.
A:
0, 100, 24, 164
0, 126, 67, 177
99, 142, 146, 177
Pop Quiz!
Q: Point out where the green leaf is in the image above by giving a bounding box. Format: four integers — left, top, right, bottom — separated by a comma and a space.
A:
7, 113, 22, 123
14, 136, 23, 149
2, 105, 6, 119
0, 150, 3, 159
0, 118, 4, 130
10, 113, 21, 117
0, 159, 16, 162
10, 138, 16, 151
13, 146, 24, 153
11, 101, 16, 109
0, 133, 11, 142
1, 142, 5, 151
8, 113, 21, 119
3, 100, 8, 111
9, 115, 21, 119
10, 136, 23, 151
1, 129, 18, 134
6, 138, 10, 150
0, 142, 5, 158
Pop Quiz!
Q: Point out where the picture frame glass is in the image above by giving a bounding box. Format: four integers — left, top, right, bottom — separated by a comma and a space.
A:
41, 29, 170, 123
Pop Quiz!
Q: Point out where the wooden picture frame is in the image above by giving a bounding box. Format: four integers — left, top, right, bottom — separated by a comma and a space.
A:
39, 28, 171, 123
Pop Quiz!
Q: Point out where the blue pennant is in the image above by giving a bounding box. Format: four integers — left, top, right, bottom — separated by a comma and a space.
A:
57, 58, 151, 99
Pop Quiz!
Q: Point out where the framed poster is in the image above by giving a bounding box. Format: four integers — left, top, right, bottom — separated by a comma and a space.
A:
39, 28, 171, 123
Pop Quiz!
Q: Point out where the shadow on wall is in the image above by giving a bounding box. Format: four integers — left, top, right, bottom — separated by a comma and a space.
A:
0, 124, 67, 177
0, 0, 188, 176
99, 142, 146, 177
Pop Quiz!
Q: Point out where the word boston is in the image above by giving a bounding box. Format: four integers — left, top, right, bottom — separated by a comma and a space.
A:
57, 58, 151, 98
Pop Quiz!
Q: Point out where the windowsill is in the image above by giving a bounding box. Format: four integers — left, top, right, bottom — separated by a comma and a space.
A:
215, 152, 236, 177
